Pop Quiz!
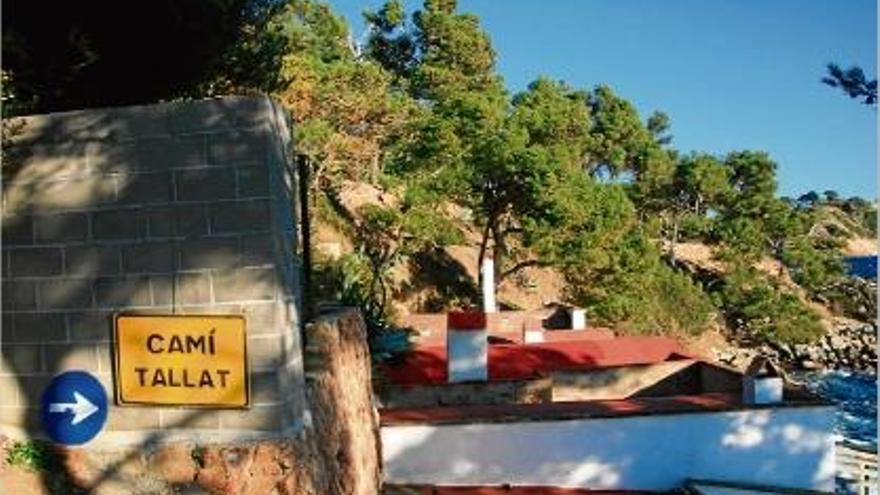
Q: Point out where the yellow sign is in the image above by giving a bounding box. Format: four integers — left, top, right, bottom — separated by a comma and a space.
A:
113, 314, 249, 408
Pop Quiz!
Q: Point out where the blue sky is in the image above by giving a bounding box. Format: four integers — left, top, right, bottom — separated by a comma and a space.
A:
330, 0, 877, 199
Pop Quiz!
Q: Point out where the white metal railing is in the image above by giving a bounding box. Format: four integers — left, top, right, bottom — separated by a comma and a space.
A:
837, 441, 878, 495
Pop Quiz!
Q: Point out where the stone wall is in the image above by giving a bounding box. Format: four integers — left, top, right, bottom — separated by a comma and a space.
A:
379, 376, 552, 408
0, 309, 381, 495
1, 96, 304, 445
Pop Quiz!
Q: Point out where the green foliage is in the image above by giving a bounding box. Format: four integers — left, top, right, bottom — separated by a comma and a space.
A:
822, 63, 877, 106
276, 0, 351, 62
191, 446, 206, 468
677, 214, 715, 240
280, 51, 414, 188
676, 153, 732, 214
798, 190, 820, 208
567, 230, 715, 336
646, 111, 673, 145
585, 85, 658, 178
347, 200, 462, 316
272, 0, 417, 190
315, 252, 412, 361
823, 190, 840, 203
723, 150, 779, 218
412, 0, 505, 105
782, 237, 846, 294
819, 277, 877, 321
860, 206, 877, 236
714, 268, 824, 345
364, 0, 416, 81
525, 179, 636, 272
6, 440, 56, 471
2, 0, 281, 115
841, 196, 878, 236
9, 0, 868, 346
714, 217, 766, 264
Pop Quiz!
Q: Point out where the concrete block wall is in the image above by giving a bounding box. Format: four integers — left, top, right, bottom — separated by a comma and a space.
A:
380, 376, 552, 408
0, 96, 305, 445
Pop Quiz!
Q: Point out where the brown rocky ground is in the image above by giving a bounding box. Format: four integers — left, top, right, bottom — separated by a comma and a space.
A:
317, 181, 567, 317
844, 237, 878, 256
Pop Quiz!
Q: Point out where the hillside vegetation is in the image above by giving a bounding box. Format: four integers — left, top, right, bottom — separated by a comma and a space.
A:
4, 0, 876, 351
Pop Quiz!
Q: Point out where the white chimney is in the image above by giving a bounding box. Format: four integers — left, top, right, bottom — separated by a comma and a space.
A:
570, 308, 587, 330
447, 312, 488, 383
481, 258, 497, 313
742, 357, 784, 405
523, 316, 544, 343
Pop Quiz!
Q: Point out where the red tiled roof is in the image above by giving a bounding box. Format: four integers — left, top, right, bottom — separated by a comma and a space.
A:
380, 393, 743, 425
381, 337, 687, 386
541, 328, 615, 342
384, 485, 655, 495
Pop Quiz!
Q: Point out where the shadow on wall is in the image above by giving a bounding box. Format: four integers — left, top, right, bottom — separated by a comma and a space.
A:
381, 405, 836, 491
401, 249, 480, 313
0, 101, 292, 493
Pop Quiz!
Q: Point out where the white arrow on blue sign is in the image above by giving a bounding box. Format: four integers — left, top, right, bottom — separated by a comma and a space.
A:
41, 371, 108, 446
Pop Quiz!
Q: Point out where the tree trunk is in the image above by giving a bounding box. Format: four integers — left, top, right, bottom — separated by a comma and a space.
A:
369, 153, 380, 185
492, 222, 504, 285
501, 259, 541, 279
297, 155, 313, 329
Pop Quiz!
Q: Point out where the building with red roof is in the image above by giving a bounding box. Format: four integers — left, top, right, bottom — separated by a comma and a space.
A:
378, 310, 836, 493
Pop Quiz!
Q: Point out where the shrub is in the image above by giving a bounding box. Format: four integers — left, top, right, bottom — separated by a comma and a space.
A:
6, 440, 56, 471
570, 231, 715, 336
714, 267, 824, 345
314, 252, 411, 362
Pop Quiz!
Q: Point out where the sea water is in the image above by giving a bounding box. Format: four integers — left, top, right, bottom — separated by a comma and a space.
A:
798, 370, 877, 450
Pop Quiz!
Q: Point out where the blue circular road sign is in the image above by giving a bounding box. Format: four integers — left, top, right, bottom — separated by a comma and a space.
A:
41, 371, 108, 446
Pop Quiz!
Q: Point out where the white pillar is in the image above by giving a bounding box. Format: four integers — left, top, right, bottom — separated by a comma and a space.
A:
523, 316, 544, 343
482, 258, 497, 313
570, 308, 587, 330
742, 376, 783, 405
447, 312, 488, 383
742, 357, 784, 405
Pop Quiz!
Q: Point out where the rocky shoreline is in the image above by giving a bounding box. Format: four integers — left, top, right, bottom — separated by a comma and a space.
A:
713, 319, 877, 375
711, 276, 877, 375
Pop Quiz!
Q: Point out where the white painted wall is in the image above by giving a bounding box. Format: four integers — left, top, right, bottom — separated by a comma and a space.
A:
570, 308, 587, 330
382, 406, 836, 491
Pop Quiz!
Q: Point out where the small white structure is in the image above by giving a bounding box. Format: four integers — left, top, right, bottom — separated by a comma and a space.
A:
447, 312, 488, 383
570, 307, 587, 330
742, 357, 784, 405
481, 258, 497, 313
523, 317, 544, 343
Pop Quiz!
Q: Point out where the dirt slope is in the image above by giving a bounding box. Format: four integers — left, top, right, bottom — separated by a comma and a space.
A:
315, 181, 566, 316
